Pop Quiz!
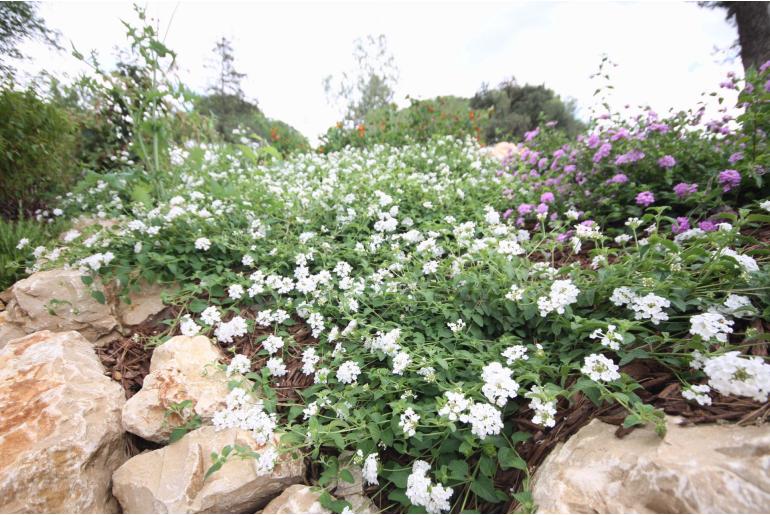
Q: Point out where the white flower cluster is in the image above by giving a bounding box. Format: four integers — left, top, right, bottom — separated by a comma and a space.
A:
78, 251, 115, 272
718, 248, 759, 273
611, 287, 670, 325
589, 324, 623, 350
227, 354, 251, 376
212, 387, 277, 445
537, 279, 579, 317
581, 353, 621, 382
399, 408, 420, 437
682, 384, 712, 406
525, 386, 557, 428
703, 352, 770, 402
392, 351, 412, 375
447, 319, 465, 333
214, 316, 248, 343
459, 402, 504, 438
194, 237, 211, 250
437, 391, 470, 421
361, 453, 379, 486
266, 357, 287, 377
723, 294, 753, 314
689, 312, 734, 342
505, 284, 524, 302
180, 314, 201, 336
262, 335, 284, 354
481, 362, 519, 407
502, 344, 528, 364
336, 360, 361, 384
201, 306, 221, 325
405, 460, 454, 514
301, 347, 320, 375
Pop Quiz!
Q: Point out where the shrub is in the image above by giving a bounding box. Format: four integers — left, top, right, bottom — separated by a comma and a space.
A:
0, 86, 78, 218
0, 217, 68, 290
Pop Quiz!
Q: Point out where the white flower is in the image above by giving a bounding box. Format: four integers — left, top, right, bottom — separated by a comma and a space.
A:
719, 248, 759, 273
212, 388, 276, 445
314, 367, 330, 384
581, 353, 621, 382
502, 345, 528, 364
481, 362, 519, 407
589, 324, 623, 350
256, 448, 278, 475
417, 366, 437, 382
629, 293, 670, 325
760, 199, 770, 212
723, 294, 752, 313
266, 357, 287, 377
438, 391, 469, 421
262, 335, 284, 354
406, 460, 454, 513
228, 284, 245, 300
301, 347, 320, 375
392, 351, 411, 375
505, 284, 524, 302
529, 397, 557, 428
194, 237, 211, 250
336, 361, 361, 384
610, 287, 636, 307
201, 306, 221, 326
242, 254, 255, 267
423, 260, 439, 275
447, 319, 465, 333
214, 316, 248, 343
614, 234, 632, 245
682, 384, 712, 406
399, 408, 420, 437
689, 312, 733, 342
625, 217, 641, 229
227, 354, 251, 376
134, 242, 143, 254
459, 402, 503, 438
537, 279, 580, 317
16, 238, 30, 250
362, 453, 379, 486
179, 314, 201, 337
703, 351, 770, 402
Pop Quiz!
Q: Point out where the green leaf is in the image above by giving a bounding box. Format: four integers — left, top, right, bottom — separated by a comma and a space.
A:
498, 447, 527, 471
470, 474, 504, 503
339, 468, 355, 484
91, 290, 106, 305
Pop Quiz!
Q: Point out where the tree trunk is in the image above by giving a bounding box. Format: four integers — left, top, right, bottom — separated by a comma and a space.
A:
733, 2, 770, 72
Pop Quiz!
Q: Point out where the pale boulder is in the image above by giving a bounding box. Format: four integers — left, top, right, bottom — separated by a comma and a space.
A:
262, 485, 329, 514
116, 281, 174, 327
531, 417, 770, 513
0, 330, 127, 513
112, 426, 305, 513
121, 335, 229, 443
0, 269, 120, 348
482, 141, 521, 162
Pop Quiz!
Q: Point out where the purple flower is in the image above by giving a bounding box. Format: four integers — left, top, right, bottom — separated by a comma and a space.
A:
760, 60, 770, 73
718, 169, 741, 192
728, 152, 744, 164
607, 173, 629, 185
635, 191, 655, 207
673, 182, 698, 198
614, 149, 645, 165
556, 230, 573, 243
764, 79, 770, 93
502, 208, 513, 220
648, 123, 670, 133
699, 220, 717, 232
592, 143, 612, 163
586, 134, 601, 149
540, 192, 555, 204
536, 203, 549, 215
538, 158, 548, 170
564, 164, 576, 173
518, 203, 534, 215
524, 128, 540, 142
671, 217, 690, 235
658, 155, 676, 168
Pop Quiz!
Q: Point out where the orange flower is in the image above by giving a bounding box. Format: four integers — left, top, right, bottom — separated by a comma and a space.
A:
357, 124, 366, 137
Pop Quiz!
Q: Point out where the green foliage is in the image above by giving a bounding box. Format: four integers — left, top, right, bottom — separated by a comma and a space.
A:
0, 86, 78, 218
0, 217, 68, 290
319, 96, 486, 153
165, 400, 203, 443
470, 78, 584, 143
0, 1, 60, 72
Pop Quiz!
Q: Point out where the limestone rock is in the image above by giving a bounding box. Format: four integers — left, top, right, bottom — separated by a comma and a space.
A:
531, 417, 770, 513
0, 269, 120, 348
116, 281, 174, 327
121, 335, 229, 443
262, 485, 330, 514
0, 310, 25, 349
0, 330, 128, 513
112, 426, 305, 513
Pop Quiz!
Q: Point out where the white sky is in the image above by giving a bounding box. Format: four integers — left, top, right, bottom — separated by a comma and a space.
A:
17, 1, 740, 144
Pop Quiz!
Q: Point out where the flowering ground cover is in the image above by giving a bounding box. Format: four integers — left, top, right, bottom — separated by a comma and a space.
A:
12, 64, 770, 513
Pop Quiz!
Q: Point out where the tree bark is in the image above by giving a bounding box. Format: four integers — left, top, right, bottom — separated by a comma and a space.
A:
733, 2, 770, 72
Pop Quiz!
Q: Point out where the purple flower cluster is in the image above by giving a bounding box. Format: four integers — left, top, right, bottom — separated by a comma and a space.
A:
673, 182, 698, 198
635, 191, 655, 207
658, 155, 676, 168
718, 169, 741, 192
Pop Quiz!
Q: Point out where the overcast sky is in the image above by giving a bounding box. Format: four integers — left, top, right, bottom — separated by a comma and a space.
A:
18, 1, 740, 144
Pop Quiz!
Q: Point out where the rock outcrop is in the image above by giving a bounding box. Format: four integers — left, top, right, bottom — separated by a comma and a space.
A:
261, 485, 329, 514
121, 335, 229, 443
0, 330, 128, 513
112, 427, 305, 513
531, 417, 770, 513
0, 269, 120, 348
